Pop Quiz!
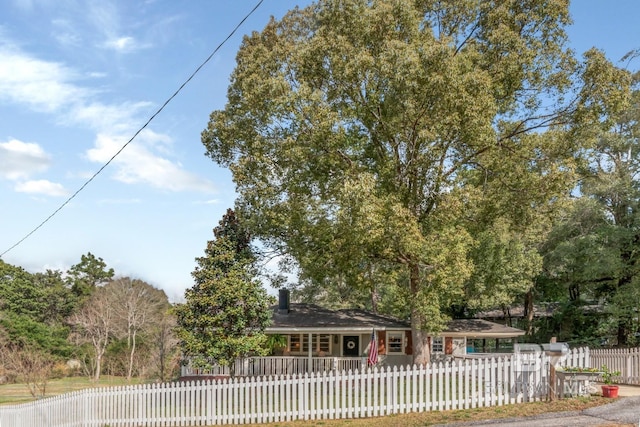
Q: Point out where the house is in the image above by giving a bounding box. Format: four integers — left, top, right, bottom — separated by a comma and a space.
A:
267, 290, 525, 365
268, 292, 413, 367
180, 290, 526, 378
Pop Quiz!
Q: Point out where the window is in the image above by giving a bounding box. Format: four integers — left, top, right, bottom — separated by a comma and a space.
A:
289, 334, 331, 354
387, 331, 404, 353
432, 337, 444, 353
289, 334, 301, 352
317, 334, 330, 353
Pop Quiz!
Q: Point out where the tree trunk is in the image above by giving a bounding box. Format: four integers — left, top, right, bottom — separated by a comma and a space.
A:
524, 289, 535, 336
617, 323, 628, 347
501, 305, 512, 327
616, 274, 632, 346
409, 262, 430, 365
569, 283, 580, 301
127, 330, 137, 380
411, 320, 431, 365
370, 285, 379, 314
158, 334, 166, 382
94, 354, 102, 381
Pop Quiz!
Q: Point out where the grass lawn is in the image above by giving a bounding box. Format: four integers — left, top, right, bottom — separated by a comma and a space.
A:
247, 396, 617, 426
0, 376, 145, 405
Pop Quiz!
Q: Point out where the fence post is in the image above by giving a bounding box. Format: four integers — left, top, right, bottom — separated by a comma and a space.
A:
584, 346, 590, 368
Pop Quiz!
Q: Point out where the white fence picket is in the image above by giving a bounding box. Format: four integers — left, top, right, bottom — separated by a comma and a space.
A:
590, 347, 640, 384
0, 348, 598, 426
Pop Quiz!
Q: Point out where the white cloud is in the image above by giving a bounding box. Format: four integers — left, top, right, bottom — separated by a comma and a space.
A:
0, 139, 50, 180
0, 45, 87, 112
66, 101, 152, 133
15, 179, 68, 196
0, 34, 213, 194
86, 2, 151, 53
195, 199, 221, 205
103, 36, 136, 52
0, 139, 67, 197
87, 132, 217, 193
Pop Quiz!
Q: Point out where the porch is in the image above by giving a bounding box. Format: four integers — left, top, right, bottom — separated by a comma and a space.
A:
179, 345, 516, 378
181, 356, 367, 378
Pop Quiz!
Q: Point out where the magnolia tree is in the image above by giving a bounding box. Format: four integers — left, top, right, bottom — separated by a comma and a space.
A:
174, 209, 272, 377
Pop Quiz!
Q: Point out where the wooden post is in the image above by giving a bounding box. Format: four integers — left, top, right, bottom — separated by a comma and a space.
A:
308, 332, 313, 373
549, 337, 557, 400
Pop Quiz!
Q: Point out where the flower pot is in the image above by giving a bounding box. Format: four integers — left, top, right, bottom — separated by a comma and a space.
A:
601, 385, 619, 398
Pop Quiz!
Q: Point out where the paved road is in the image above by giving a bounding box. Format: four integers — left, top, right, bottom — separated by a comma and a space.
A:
437, 396, 640, 427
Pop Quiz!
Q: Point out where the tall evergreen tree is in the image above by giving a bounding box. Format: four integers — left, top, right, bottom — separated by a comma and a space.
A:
66, 252, 114, 300
174, 209, 271, 377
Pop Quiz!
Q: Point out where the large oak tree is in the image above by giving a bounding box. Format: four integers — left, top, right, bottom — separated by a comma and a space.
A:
203, 0, 627, 363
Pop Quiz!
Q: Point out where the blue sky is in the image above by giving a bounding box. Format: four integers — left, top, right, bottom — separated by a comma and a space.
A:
0, 0, 638, 302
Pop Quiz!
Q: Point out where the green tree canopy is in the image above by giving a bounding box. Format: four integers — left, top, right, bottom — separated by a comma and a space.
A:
33, 269, 75, 324
0, 259, 45, 320
202, 0, 629, 363
0, 311, 71, 358
66, 252, 114, 300
174, 209, 271, 377
540, 68, 640, 345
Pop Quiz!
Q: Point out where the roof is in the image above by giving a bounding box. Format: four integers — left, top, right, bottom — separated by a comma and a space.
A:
444, 318, 526, 338
266, 304, 525, 338
266, 303, 410, 333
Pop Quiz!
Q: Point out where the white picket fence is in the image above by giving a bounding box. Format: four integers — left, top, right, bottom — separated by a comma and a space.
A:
590, 347, 640, 385
0, 348, 589, 427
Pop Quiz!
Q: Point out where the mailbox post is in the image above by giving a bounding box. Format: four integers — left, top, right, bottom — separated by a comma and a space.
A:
543, 339, 570, 400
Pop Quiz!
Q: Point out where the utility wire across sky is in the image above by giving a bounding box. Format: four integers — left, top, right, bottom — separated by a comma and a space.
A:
0, 0, 265, 259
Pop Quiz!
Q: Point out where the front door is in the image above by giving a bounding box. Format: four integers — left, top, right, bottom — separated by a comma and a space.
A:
342, 335, 359, 356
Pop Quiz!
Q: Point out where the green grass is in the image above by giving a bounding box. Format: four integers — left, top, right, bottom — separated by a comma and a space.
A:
0, 376, 146, 405
246, 396, 616, 426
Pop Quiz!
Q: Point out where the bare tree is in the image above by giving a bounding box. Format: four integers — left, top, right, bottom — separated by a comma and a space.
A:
108, 277, 169, 380
0, 327, 54, 398
69, 286, 115, 381
147, 310, 179, 381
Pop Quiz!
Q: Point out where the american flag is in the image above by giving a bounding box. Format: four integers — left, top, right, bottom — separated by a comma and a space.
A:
367, 329, 378, 366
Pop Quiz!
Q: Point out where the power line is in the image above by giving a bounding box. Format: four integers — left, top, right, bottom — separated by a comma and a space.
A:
0, 0, 264, 259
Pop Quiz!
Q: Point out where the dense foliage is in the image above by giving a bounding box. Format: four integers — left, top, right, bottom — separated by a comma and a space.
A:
203, 0, 631, 362
0, 254, 179, 388
174, 209, 272, 377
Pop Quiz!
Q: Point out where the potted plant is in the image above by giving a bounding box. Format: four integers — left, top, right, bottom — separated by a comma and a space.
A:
266, 334, 288, 356
600, 365, 621, 398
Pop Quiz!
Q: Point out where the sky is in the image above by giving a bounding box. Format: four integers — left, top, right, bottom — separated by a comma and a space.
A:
0, 0, 638, 303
